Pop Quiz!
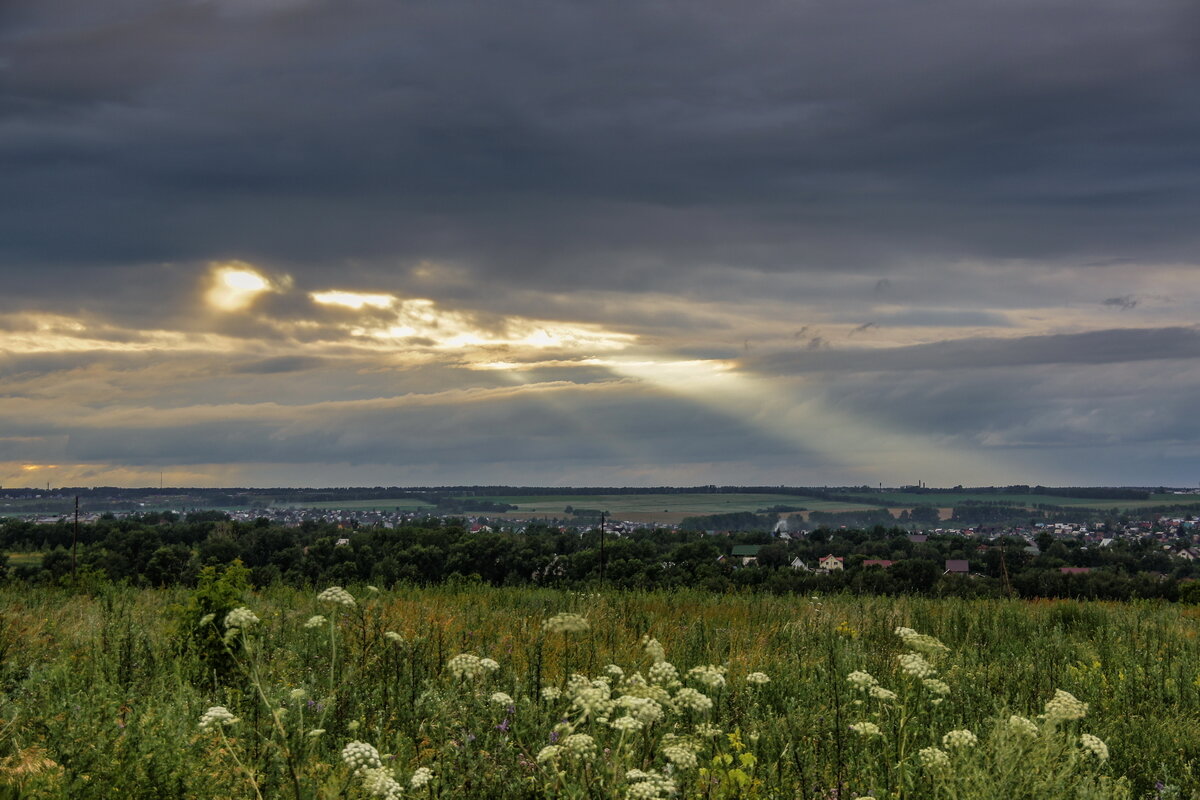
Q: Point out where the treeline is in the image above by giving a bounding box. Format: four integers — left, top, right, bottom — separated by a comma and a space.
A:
2, 514, 1198, 602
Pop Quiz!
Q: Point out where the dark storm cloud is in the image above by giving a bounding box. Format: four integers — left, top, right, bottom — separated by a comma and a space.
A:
2, 0, 1200, 301
753, 326, 1200, 374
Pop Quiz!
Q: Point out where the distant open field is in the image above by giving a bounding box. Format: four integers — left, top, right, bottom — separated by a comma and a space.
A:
836, 491, 1200, 513
271, 497, 437, 511
454, 492, 880, 524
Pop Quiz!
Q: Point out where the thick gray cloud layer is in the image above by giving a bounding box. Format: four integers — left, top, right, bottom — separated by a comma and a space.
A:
1, 0, 1199, 486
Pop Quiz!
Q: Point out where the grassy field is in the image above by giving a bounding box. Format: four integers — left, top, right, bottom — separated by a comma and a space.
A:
835, 491, 1200, 513
453, 493, 880, 525
271, 498, 437, 512
0, 583, 1196, 798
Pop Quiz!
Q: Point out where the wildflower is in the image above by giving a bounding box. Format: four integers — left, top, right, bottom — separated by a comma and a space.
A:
341, 741, 382, 775
895, 627, 950, 655
570, 684, 612, 717
304, 615, 327, 629
562, 733, 597, 758
688, 664, 727, 690
307, 729, 325, 738
746, 671, 771, 685
642, 635, 667, 663
317, 586, 356, 608
1008, 715, 1039, 738
536, 745, 562, 763
849, 721, 882, 737
942, 729, 977, 749
1080, 734, 1109, 760
384, 631, 403, 643
361, 767, 403, 800
648, 661, 679, 685
224, 607, 259, 630
447, 653, 487, 681
198, 706, 239, 731
626, 769, 676, 800
618, 695, 664, 724
869, 686, 897, 702
897, 653, 936, 679
662, 744, 699, 770
479, 657, 500, 673
289, 688, 307, 701
410, 766, 434, 789
611, 715, 643, 733
606, 664, 625, 679
541, 686, 562, 701
197, 613, 215, 627
918, 747, 951, 770
922, 679, 950, 696
1044, 689, 1088, 723
366, 585, 380, 594
847, 670, 878, 690
672, 687, 713, 713
694, 722, 723, 738
542, 613, 590, 634
489, 692, 513, 706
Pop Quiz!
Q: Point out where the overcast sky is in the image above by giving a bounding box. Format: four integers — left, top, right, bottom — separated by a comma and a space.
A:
2, 0, 1199, 489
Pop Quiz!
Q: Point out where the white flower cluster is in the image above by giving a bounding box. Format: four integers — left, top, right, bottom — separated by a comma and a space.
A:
1080, 733, 1109, 761
642, 636, 667, 664
918, 746, 951, 770
541, 686, 562, 701
847, 670, 878, 690
318, 586, 356, 608
536, 745, 562, 764
303, 615, 327, 629
688, 664, 727, 690
341, 741, 382, 775
361, 767, 403, 800
661, 744, 698, 770
561, 733, 597, 759
447, 653, 499, 681
198, 705, 239, 731
611, 715, 643, 733
384, 631, 403, 643
897, 653, 936, 679
1044, 689, 1088, 723
745, 671, 771, 685
617, 695, 664, 724
625, 769, 676, 800
489, 692, 514, 707
648, 661, 679, 686
849, 721, 882, 737
694, 722, 722, 738
942, 729, 977, 749
894, 626, 950, 655
409, 766, 434, 789
868, 685, 897, 702
543, 613, 590, 634
922, 678, 950, 696
1008, 715, 1039, 738
224, 607, 259, 630
671, 687, 713, 713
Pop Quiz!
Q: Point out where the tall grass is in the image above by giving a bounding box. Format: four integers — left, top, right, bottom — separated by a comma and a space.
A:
0, 584, 1196, 798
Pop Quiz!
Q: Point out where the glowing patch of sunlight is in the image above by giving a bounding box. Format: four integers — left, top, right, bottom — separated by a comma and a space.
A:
606, 356, 1045, 486
311, 290, 396, 310
207, 261, 275, 311
473, 357, 607, 371
21, 464, 57, 471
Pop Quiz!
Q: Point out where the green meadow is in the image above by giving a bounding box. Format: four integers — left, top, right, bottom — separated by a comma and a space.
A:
0, 583, 1197, 798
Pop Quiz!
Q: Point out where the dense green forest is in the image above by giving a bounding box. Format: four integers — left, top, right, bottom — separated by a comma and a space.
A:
2, 513, 1197, 602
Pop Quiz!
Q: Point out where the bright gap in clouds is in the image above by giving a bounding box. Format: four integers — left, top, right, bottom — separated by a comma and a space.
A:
311, 290, 397, 310
206, 261, 274, 311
